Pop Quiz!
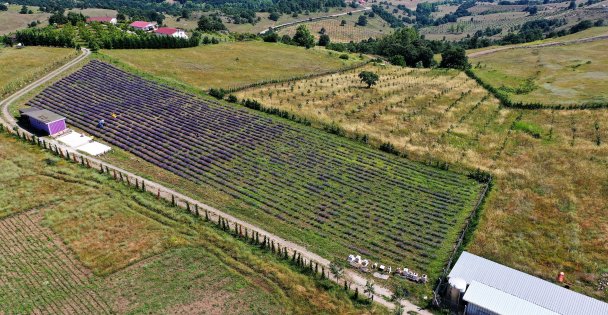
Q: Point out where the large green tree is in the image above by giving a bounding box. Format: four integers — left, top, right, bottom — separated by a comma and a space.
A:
197, 15, 227, 32
440, 46, 469, 70
292, 25, 315, 48
358, 71, 379, 88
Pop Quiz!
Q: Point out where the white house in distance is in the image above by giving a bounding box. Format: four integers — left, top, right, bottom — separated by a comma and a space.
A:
86, 17, 117, 24
130, 21, 157, 31
154, 27, 188, 39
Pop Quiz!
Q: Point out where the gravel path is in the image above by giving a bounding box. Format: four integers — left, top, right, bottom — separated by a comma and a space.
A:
0, 48, 432, 314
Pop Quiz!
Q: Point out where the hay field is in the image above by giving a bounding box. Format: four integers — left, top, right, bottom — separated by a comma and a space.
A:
237, 63, 608, 302
0, 133, 384, 314
225, 7, 360, 34
471, 39, 608, 105
101, 41, 365, 90
0, 46, 77, 98
0, 4, 50, 35
278, 12, 392, 42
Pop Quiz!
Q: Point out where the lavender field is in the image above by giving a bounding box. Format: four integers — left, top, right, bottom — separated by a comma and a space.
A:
28, 60, 484, 276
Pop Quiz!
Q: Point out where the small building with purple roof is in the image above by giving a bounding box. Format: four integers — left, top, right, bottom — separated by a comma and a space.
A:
20, 107, 66, 136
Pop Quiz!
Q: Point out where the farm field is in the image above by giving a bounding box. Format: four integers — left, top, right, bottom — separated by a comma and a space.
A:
470, 38, 608, 106
25, 60, 485, 296
420, 2, 608, 40
0, 132, 381, 314
277, 11, 392, 42
0, 4, 50, 35
67, 8, 117, 17
224, 7, 363, 34
236, 63, 608, 302
101, 41, 365, 90
0, 46, 77, 98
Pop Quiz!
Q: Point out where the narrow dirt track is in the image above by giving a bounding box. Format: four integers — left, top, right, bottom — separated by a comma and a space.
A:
468, 33, 608, 58
0, 48, 433, 314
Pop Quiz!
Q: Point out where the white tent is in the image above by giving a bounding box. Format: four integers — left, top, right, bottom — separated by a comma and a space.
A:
57, 132, 92, 148
77, 142, 112, 156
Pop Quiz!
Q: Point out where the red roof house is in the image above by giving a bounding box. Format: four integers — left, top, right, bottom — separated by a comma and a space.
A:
154, 27, 188, 39
130, 21, 157, 31
86, 17, 117, 24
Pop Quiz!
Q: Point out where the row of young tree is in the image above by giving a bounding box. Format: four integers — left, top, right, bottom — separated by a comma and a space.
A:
458, 18, 605, 49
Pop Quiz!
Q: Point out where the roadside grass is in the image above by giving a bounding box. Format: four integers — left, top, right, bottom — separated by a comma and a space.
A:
0, 4, 50, 35
237, 63, 608, 302
0, 132, 387, 314
0, 46, 77, 98
471, 39, 608, 105
101, 41, 365, 90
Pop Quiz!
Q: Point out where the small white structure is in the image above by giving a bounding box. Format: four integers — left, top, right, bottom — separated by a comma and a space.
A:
57, 132, 92, 148
55, 131, 111, 156
130, 21, 157, 31
77, 142, 112, 156
154, 27, 188, 39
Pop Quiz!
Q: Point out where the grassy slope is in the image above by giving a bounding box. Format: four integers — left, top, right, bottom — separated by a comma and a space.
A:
470, 38, 608, 105
0, 132, 385, 314
0, 46, 76, 97
101, 41, 365, 90
277, 12, 392, 43
0, 5, 50, 35
237, 63, 608, 302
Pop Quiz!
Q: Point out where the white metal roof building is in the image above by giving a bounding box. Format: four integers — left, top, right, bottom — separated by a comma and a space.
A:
449, 252, 608, 315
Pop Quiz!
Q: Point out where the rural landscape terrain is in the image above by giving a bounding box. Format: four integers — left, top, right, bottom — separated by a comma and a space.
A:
1, 0, 608, 313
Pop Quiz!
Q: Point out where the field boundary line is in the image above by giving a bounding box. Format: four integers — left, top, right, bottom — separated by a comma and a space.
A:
224, 59, 373, 93
0, 49, 432, 314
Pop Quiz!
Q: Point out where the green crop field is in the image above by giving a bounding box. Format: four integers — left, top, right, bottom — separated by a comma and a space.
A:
0, 132, 384, 314
237, 63, 608, 302
470, 38, 608, 106
0, 46, 77, 98
101, 41, 365, 90
21, 59, 485, 305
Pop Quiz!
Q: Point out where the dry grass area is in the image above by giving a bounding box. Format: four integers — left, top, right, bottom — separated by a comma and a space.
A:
0, 46, 77, 98
237, 63, 608, 302
471, 39, 608, 105
278, 12, 392, 42
225, 7, 360, 34
0, 133, 385, 314
0, 4, 50, 35
101, 41, 365, 90
67, 8, 117, 17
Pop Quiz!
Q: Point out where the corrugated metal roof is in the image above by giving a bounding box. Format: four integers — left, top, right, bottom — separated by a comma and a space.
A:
464, 281, 559, 315
22, 109, 65, 124
449, 252, 608, 315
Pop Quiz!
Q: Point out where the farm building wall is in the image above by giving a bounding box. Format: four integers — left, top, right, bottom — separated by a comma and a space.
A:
465, 304, 499, 315
28, 117, 66, 135
48, 119, 66, 135
28, 117, 51, 134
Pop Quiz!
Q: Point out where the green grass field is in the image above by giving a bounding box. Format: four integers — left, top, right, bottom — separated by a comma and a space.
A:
0, 133, 385, 314
101, 41, 365, 90
0, 46, 77, 97
471, 39, 608, 106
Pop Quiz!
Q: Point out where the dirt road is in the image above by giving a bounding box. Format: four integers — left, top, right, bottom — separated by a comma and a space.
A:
0, 48, 432, 314
468, 33, 608, 58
